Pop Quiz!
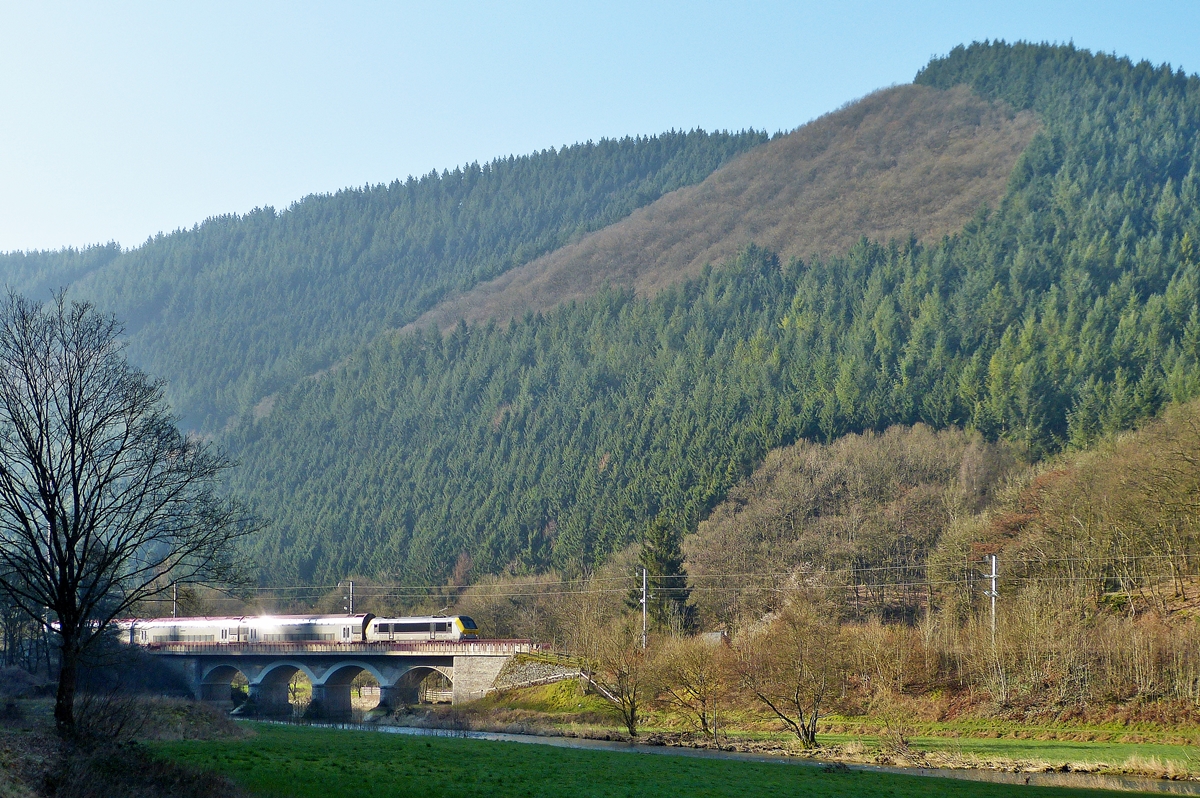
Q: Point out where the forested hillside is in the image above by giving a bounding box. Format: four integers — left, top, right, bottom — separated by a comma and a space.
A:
227, 42, 1200, 586
454, 405, 1200, 723
0, 130, 765, 429
410, 83, 1037, 332
684, 424, 1019, 627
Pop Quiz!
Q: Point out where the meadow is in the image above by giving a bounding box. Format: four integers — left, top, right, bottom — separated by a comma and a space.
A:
152, 723, 1170, 798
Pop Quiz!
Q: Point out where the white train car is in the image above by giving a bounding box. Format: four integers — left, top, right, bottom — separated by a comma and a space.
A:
121, 614, 374, 645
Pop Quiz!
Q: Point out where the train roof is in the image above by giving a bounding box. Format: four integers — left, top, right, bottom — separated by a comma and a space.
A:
370, 615, 473, 622
121, 614, 373, 626
119, 614, 478, 627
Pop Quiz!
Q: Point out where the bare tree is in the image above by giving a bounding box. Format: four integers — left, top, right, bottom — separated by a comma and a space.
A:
588, 620, 653, 737
655, 634, 731, 744
0, 293, 257, 737
736, 598, 842, 748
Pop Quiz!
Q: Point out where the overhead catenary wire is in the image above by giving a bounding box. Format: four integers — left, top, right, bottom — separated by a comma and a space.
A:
154, 559, 1187, 606
225, 552, 1192, 596
207, 563, 1186, 590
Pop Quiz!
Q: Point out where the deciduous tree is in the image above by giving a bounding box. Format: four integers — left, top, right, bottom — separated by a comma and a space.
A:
588, 620, 654, 737
736, 597, 842, 748
0, 294, 256, 737
655, 634, 731, 743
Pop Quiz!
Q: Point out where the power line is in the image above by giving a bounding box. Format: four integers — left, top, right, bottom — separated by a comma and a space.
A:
224, 552, 1195, 596
153, 551, 1200, 612
156, 573, 1189, 604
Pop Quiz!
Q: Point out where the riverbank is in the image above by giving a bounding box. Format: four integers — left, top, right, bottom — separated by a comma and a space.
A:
0, 698, 249, 798
356, 680, 1200, 783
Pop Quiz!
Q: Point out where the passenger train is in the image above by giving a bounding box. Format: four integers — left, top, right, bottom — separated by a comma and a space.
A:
118, 614, 479, 645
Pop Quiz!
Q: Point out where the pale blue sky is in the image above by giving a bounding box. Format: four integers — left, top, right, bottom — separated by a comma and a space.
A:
1, 1, 1197, 253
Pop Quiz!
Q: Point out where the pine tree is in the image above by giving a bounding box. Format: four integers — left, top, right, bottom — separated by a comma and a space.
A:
635, 515, 696, 633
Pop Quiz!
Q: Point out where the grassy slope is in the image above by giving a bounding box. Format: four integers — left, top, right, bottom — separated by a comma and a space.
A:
407, 83, 1037, 332
152, 724, 1151, 798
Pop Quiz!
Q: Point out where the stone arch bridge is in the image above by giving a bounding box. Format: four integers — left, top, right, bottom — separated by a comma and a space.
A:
149, 639, 534, 719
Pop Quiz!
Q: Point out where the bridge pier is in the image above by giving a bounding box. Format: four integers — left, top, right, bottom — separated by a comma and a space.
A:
379, 683, 417, 709
248, 681, 292, 717
309, 683, 353, 720
199, 681, 234, 707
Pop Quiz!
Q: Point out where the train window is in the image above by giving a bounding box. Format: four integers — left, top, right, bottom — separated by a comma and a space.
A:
221, 629, 228, 640
396, 622, 428, 633
342, 627, 350, 639
434, 622, 449, 632
377, 623, 390, 633
460, 617, 478, 630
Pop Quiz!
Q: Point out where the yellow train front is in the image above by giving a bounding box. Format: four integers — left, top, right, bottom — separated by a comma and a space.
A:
365, 615, 478, 642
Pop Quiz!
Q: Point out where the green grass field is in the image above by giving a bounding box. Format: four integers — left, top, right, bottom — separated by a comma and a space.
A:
907, 734, 1197, 771
793, 730, 1198, 774
152, 724, 1166, 798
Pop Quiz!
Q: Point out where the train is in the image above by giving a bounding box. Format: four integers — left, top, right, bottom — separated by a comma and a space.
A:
117, 613, 480, 645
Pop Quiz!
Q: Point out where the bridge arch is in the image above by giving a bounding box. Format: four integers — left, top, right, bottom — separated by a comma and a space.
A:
248, 661, 320, 718
394, 665, 454, 705
199, 664, 249, 707
256, 660, 319, 686
305, 660, 389, 720
314, 660, 388, 688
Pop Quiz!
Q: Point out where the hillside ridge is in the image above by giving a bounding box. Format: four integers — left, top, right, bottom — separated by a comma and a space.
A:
406, 84, 1038, 332
1, 129, 765, 430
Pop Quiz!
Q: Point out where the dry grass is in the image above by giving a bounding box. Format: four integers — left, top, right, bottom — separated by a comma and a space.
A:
407, 84, 1038, 332
0, 697, 248, 798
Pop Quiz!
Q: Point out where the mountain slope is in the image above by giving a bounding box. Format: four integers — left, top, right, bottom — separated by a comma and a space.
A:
408, 84, 1038, 331
0, 130, 766, 429
684, 424, 1018, 626
226, 42, 1200, 586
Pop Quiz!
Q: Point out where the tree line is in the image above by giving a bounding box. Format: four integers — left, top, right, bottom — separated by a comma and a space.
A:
0, 129, 767, 430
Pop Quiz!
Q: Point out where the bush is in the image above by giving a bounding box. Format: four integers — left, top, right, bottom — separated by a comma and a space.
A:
43, 742, 246, 798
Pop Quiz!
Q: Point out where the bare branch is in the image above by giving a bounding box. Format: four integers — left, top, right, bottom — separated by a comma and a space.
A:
0, 292, 261, 737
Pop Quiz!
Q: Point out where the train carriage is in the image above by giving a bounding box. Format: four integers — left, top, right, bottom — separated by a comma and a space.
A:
122, 614, 374, 645
365, 615, 478, 642
118, 613, 479, 646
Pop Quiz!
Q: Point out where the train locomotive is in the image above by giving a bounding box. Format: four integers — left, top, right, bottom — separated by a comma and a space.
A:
119, 613, 479, 645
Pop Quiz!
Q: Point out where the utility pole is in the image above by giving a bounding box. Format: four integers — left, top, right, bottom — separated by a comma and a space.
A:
641, 567, 648, 649
341, 580, 355, 614
172, 582, 177, 618
985, 554, 998, 641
